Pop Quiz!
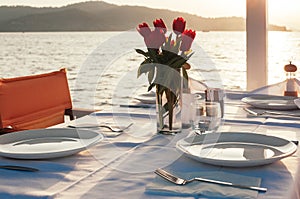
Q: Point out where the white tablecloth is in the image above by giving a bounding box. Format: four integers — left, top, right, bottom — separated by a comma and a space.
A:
0, 92, 300, 199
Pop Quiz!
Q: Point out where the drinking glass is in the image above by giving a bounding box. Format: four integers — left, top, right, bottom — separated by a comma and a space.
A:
191, 101, 222, 135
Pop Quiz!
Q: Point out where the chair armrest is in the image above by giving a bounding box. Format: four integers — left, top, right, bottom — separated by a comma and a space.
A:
0, 127, 14, 135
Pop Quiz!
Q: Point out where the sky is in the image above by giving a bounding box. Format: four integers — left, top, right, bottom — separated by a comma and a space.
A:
0, 0, 299, 29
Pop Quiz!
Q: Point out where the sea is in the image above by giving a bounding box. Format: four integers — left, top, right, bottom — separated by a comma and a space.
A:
1, 31, 300, 110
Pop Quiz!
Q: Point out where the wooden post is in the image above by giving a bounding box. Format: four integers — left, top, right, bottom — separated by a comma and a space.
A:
246, 0, 268, 90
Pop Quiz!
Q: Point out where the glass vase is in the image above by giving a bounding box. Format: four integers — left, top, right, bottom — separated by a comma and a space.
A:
156, 85, 182, 135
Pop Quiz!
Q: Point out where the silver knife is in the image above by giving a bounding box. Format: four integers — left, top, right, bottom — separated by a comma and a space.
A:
0, 165, 39, 172
120, 104, 155, 108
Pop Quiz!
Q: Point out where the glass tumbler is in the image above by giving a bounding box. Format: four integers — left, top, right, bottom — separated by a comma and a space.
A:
192, 101, 222, 135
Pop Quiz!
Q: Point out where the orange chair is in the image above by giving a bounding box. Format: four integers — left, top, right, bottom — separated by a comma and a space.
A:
0, 68, 90, 134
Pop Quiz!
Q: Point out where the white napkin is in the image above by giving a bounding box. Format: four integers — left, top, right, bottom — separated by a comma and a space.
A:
146, 171, 261, 199
294, 98, 300, 109
249, 78, 300, 96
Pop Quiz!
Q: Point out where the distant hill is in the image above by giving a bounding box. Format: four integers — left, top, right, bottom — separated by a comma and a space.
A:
0, 1, 288, 32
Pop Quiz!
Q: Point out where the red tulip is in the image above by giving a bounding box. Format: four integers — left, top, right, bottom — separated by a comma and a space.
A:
173, 17, 186, 35
136, 22, 151, 38
144, 29, 166, 49
153, 18, 167, 34
180, 29, 196, 51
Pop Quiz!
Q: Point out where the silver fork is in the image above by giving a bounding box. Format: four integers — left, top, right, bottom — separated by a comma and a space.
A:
243, 107, 299, 117
68, 123, 133, 132
155, 168, 267, 192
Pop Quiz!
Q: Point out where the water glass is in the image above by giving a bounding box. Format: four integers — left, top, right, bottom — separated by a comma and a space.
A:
182, 93, 201, 128
191, 101, 222, 134
205, 88, 225, 118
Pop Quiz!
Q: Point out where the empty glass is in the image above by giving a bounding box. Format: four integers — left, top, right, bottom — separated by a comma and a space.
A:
191, 101, 222, 135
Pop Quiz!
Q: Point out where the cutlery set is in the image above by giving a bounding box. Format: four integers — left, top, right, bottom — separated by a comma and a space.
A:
0, 94, 297, 192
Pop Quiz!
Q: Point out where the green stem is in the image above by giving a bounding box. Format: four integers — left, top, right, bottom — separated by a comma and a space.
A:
156, 85, 164, 130
166, 89, 174, 130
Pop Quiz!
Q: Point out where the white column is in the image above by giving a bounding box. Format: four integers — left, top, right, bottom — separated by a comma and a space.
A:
246, 0, 268, 90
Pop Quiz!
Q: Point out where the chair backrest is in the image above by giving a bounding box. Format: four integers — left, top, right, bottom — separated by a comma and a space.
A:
0, 68, 73, 132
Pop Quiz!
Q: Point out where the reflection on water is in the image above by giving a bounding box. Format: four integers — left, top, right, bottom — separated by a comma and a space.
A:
1, 31, 300, 109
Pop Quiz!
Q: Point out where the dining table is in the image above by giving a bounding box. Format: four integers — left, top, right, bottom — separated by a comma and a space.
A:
0, 91, 300, 199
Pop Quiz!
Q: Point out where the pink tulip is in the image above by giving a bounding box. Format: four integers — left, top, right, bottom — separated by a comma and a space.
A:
144, 29, 166, 49
136, 22, 151, 38
180, 29, 196, 51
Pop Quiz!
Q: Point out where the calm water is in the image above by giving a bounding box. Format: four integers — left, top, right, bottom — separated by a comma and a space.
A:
1, 31, 300, 109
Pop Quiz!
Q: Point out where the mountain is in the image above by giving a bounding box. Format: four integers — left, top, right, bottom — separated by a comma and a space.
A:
0, 1, 288, 32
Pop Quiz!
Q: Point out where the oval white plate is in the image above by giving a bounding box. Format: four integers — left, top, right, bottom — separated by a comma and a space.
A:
0, 128, 103, 159
138, 91, 156, 97
176, 132, 297, 167
242, 95, 298, 110
134, 92, 156, 104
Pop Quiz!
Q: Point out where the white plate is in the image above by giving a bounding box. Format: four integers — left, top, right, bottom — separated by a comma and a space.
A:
176, 132, 297, 167
138, 91, 156, 97
134, 92, 156, 104
0, 128, 103, 159
242, 95, 298, 110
